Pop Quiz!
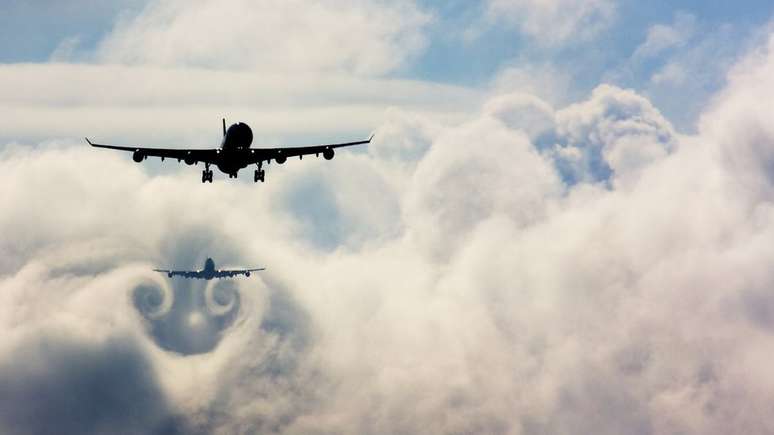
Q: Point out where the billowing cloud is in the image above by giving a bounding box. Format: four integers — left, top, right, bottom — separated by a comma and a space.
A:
5, 31, 774, 431
553, 84, 676, 185
700, 33, 774, 197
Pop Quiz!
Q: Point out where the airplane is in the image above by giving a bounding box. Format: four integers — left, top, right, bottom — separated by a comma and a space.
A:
86, 119, 372, 183
154, 258, 264, 280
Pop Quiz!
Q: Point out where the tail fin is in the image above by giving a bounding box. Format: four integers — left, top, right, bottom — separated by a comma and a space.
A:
222, 118, 226, 136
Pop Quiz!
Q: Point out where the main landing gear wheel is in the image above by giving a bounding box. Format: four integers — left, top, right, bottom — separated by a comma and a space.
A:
201, 169, 213, 183
254, 169, 265, 183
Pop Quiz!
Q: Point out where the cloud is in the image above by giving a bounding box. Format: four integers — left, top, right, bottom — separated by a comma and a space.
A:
6, 44, 774, 430
632, 12, 697, 61
553, 84, 676, 185
96, 0, 431, 76
0, 144, 332, 433
49, 36, 83, 62
485, 0, 617, 45
5, 5, 774, 435
700, 32, 774, 196
404, 109, 563, 259
0, 335, 188, 435
491, 63, 574, 105
0, 0, 476, 148
609, 12, 761, 129
0, 63, 479, 145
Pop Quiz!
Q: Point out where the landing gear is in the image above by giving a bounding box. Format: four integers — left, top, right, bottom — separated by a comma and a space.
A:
254, 167, 265, 183
254, 162, 265, 183
228, 172, 238, 179
201, 163, 213, 183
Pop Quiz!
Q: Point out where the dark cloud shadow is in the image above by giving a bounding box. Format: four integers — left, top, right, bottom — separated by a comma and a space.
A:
0, 335, 189, 435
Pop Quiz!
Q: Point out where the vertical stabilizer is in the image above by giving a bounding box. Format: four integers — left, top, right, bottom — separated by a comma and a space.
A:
222, 118, 226, 136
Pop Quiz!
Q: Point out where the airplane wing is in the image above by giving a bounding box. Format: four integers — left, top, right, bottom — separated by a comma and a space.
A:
86, 138, 219, 164
154, 269, 200, 278
215, 268, 265, 278
247, 135, 373, 163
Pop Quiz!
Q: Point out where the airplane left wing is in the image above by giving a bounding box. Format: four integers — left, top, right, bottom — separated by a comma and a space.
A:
154, 269, 199, 278
247, 135, 373, 163
215, 268, 266, 278
86, 138, 220, 165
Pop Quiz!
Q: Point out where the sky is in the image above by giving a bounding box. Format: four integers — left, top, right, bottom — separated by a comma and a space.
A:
2, 1, 774, 434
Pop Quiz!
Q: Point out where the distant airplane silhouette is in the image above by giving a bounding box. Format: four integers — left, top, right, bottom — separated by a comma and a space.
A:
154, 258, 264, 279
87, 119, 372, 183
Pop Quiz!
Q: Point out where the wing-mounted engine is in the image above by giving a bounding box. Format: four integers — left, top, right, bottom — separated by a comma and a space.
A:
184, 152, 197, 165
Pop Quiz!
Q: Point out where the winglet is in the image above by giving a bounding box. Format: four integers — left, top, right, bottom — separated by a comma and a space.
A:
85, 137, 94, 146
368, 133, 375, 142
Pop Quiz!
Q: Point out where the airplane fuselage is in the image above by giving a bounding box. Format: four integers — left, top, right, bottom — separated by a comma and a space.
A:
200, 257, 217, 280
214, 122, 254, 175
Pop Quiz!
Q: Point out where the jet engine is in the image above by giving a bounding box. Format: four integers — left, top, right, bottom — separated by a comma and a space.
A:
184, 154, 197, 165
275, 155, 287, 164
132, 150, 144, 162
245, 271, 251, 277
323, 148, 335, 160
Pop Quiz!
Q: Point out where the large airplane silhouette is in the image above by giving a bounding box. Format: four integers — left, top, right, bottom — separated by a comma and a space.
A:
154, 258, 264, 280
87, 119, 372, 183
